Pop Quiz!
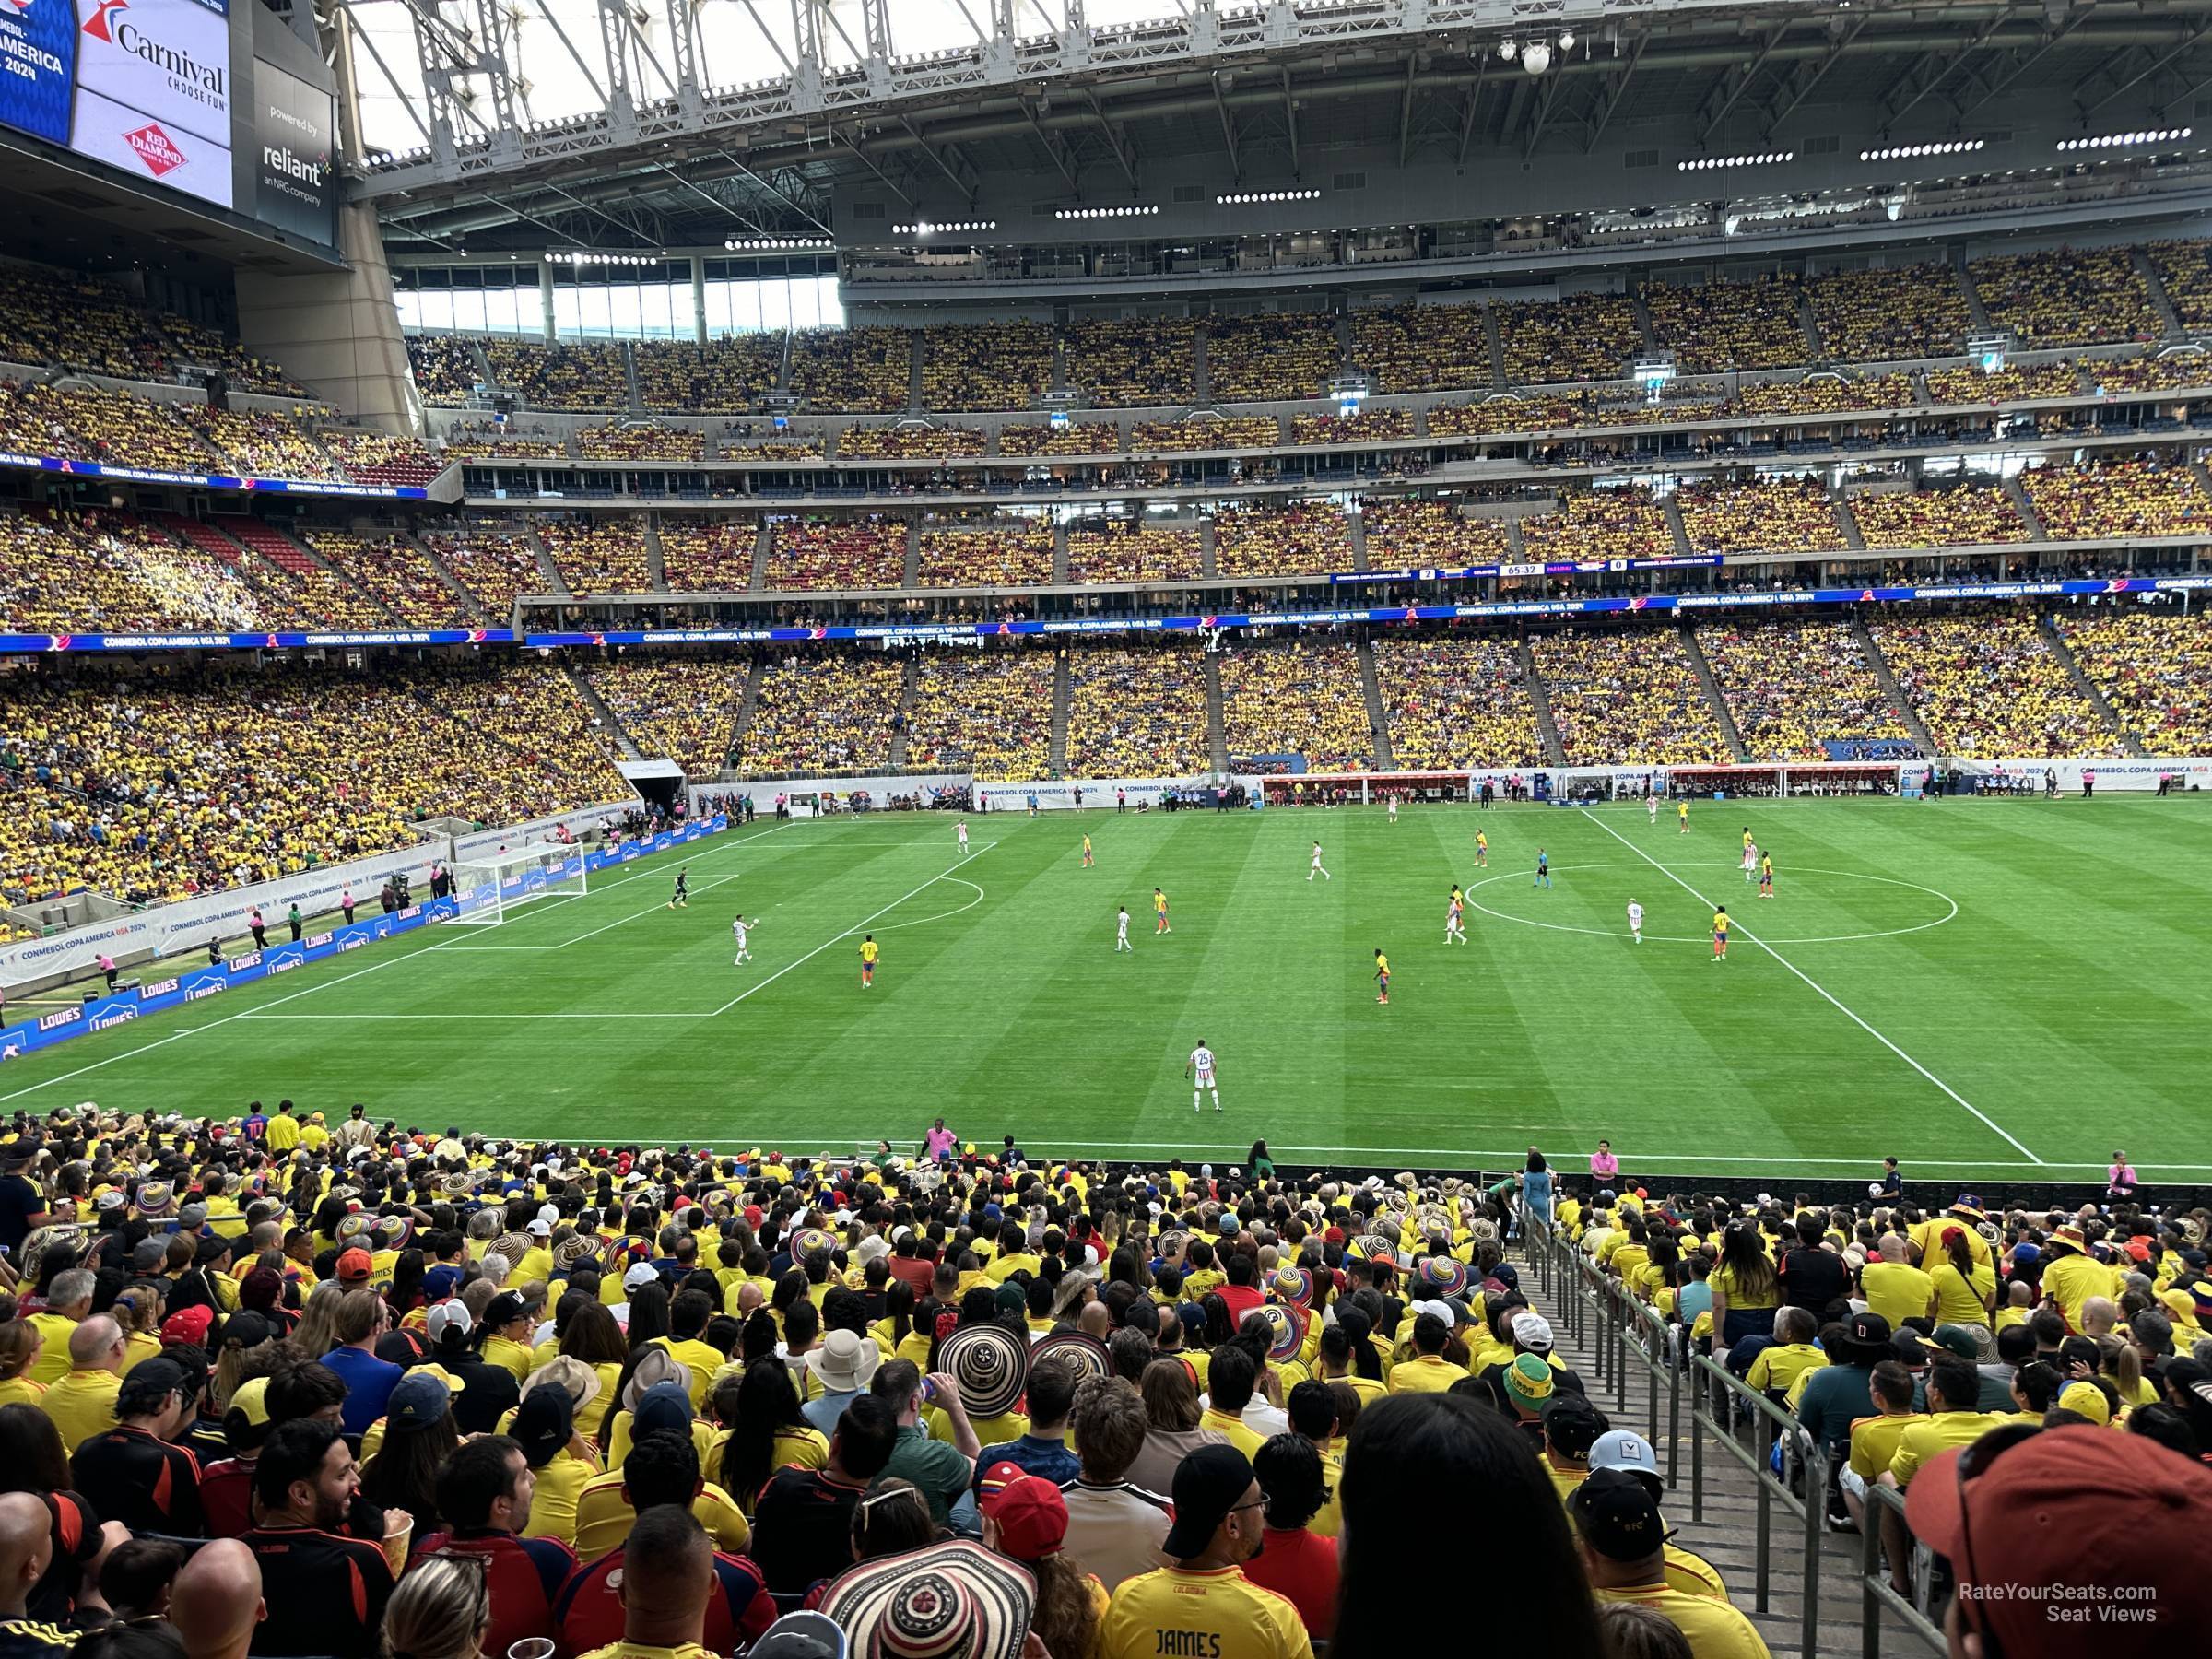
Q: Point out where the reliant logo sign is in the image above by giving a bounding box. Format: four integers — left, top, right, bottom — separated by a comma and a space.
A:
261, 142, 321, 187
123, 118, 184, 174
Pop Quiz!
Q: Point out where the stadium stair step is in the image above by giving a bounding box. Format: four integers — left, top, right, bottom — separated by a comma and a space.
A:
2036, 614, 2144, 757
1333, 311, 1355, 377
157, 513, 293, 618
750, 521, 772, 591
1050, 522, 1070, 584
1797, 288, 1828, 361
888, 659, 920, 768
1501, 516, 1530, 561
1346, 504, 1371, 572
1630, 292, 1661, 358
1679, 625, 1749, 762
402, 529, 490, 623
1955, 255, 1994, 331
903, 522, 922, 587
2192, 457, 2212, 505
2134, 245, 2185, 338
1049, 653, 1071, 774
729, 657, 766, 766
1514, 1238, 1923, 1659
642, 514, 669, 591
1203, 653, 1230, 771
622, 343, 644, 412
1660, 495, 1697, 561
1518, 637, 1568, 766
1355, 639, 1394, 769
775, 326, 794, 394
1050, 332, 1069, 395
232, 518, 403, 626
2001, 477, 2047, 542
524, 524, 573, 595
1198, 518, 1220, 580
907, 331, 925, 412
1852, 616, 1937, 756
1828, 484, 1867, 552
1481, 301, 1509, 391
569, 665, 644, 759
1192, 324, 1214, 405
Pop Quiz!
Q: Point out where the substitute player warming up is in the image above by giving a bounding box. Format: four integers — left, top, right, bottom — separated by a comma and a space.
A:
1187, 1041, 1221, 1112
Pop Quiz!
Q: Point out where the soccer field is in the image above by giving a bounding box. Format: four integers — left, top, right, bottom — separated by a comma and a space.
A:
4, 795, 2207, 1182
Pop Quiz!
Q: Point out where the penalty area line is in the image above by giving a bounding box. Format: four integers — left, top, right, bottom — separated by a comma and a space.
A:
1574, 808, 2045, 1166
711, 843, 997, 1017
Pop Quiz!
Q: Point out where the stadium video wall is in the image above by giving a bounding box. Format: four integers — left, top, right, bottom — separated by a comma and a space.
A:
0, 0, 336, 246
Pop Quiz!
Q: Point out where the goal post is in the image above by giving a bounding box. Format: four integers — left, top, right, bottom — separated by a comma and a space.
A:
446, 843, 588, 927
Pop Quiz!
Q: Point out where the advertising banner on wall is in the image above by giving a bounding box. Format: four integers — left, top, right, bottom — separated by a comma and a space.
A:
250, 53, 332, 242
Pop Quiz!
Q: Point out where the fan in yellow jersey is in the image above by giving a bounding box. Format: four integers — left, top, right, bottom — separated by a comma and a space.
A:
1575, 1472, 1772, 1658
1712, 908, 1729, 962
859, 935, 879, 989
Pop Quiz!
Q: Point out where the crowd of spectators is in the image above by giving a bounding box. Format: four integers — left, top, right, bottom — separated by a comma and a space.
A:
1130, 417, 1279, 453
904, 650, 1058, 779
535, 516, 656, 597
1532, 627, 1736, 765
1646, 276, 1811, 373
1359, 499, 1511, 567
1519, 488, 1676, 563
1203, 313, 1342, 403
1969, 247, 2161, 347
421, 529, 555, 618
1065, 318, 1198, 407
1924, 362, 2081, 405
1848, 484, 2029, 548
658, 520, 761, 592
160, 316, 307, 396
1, 382, 220, 472
438, 425, 569, 462
738, 652, 902, 771
1806, 265, 1974, 362
2058, 608, 2212, 752
1729, 372, 1919, 418
2148, 238, 2212, 329
0, 657, 622, 906
635, 336, 786, 414
1218, 641, 1374, 771
1066, 524, 1204, 584
1066, 645, 1211, 775
790, 327, 911, 414
918, 520, 1055, 587
839, 423, 989, 460
0, 265, 182, 381
484, 340, 629, 412
1873, 611, 2125, 756
228, 532, 391, 631
763, 519, 909, 591
406, 335, 485, 404
1373, 635, 1543, 769
577, 423, 708, 463
920, 323, 1055, 412
300, 531, 477, 628
2085, 351, 2212, 394
588, 657, 747, 776
185, 408, 344, 482
1676, 477, 1846, 556
1496, 294, 1644, 386
2018, 459, 2212, 540
1700, 619, 1914, 761
1428, 395, 1584, 439
320, 430, 445, 489
1212, 505, 1352, 578
0, 508, 267, 634
1350, 303, 1494, 394
1289, 410, 1413, 447
1000, 421, 1120, 457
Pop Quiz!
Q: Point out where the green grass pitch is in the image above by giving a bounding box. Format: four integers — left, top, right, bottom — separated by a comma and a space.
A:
4, 796, 2207, 1182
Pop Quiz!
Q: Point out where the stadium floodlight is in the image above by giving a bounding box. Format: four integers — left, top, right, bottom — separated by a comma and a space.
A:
447, 843, 588, 928
1499, 39, 1519, 62
1523, 41, 1552, 75
1559, 30, 1575, 50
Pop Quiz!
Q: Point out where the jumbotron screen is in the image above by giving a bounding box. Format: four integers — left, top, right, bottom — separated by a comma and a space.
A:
0, 0, 335, 242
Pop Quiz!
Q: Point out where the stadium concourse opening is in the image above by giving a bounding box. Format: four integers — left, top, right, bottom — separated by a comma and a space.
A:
7, 2, 2212, 1651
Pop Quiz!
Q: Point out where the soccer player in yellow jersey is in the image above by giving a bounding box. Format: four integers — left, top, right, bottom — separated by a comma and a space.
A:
1081, 833, 1094, 867
1373, 948, 1390, 1005
1153, 888, 1171, 934
1712, 908, 1729, 962
859, 935, 878, 988
1678, 799, 1690, 832
1759, 852, 1774, 898
1475, 830, 1488, 867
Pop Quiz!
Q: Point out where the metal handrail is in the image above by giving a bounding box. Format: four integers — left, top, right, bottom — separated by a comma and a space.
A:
1688, 1352, 1830, 1659
1859, 1485, 1948, 1658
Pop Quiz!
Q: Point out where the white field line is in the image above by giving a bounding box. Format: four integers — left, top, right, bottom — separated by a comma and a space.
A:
1576, 808, 2044, 1164
709, 843, 997, 1017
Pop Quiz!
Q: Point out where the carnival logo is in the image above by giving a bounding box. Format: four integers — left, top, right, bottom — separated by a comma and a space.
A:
81, 0, 125, 41
123, 123, 188, 178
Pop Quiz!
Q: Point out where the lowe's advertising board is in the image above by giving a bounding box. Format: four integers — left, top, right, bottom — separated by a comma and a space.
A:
0, 0, 234, 209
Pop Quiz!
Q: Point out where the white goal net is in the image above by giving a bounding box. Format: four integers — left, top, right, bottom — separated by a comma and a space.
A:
447, 842, 588, 926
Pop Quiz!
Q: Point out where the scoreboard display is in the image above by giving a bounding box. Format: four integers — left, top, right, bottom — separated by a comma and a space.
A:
0, 0, 335, 245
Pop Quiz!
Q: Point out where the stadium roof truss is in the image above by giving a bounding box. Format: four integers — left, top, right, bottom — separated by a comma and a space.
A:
338, 0, 2212, 254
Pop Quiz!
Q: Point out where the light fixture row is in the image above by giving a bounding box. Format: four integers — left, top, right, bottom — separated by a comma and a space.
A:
1056, 205, 1160, 219
892, 220, 998, 236
1862, 139, 1985, 161
2056, 128, 2192, 151
1218, 189, 1321, 205
547, 252, 659, 265
1677, 152, 1794, 171
723, 238, 834, 251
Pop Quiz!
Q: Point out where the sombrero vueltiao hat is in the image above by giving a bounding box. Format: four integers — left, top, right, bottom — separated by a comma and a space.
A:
1270, 1265, 1315, 1309
1353, 1234, 1400, 1268
1029, 1330, 1111, 1386
440, 1171, 477, 1198
552, 1234, 606, 1274
2046, 1225, 2089, 1255
938, 1324, 1029, 1420
788, 1226, 836, 1261
373, 1216, 414, 1252
818, 1539, 1033, 1659
490, 1231, 534, 1265
1417, 1255, 1470, 1297
335, 1212, 374, 1245
1253, 1301, 1305, 1365
134, 1182, 175, 1219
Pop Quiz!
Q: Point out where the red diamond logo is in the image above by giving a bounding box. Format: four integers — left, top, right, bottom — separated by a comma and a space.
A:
124, 123, 186, 177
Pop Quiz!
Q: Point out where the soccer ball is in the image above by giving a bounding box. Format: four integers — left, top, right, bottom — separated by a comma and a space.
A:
1868, 1182, 1885, 1198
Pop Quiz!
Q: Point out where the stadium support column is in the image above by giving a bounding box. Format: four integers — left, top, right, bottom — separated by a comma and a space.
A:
234, 202, 421, 438
541, 264, 558, 345
692, 258, 708, 347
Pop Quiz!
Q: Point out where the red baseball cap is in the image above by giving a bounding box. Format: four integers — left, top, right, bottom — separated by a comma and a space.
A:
1905, 1425, 2212, 1657
336, 1247, 373, 1284
160, 1306, 216, 1347
977, 1462, 1067, 1563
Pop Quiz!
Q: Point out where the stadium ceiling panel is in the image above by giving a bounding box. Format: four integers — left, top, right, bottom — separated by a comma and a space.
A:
339, 0, 2212, 254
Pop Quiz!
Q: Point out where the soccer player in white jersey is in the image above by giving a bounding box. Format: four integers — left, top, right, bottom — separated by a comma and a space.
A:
1387, 794, 1398, 824
1309, 841, 1331, 882
1115, 906, 1132, 952
1445, 888, 1467, 945
732, 913, 754, 966
1647, 792, 1658, 826
1742, 834, 1759, 886
1186, 1041, 1221, 1112
1626, 900, 1644, 945
958, 820, 970, 856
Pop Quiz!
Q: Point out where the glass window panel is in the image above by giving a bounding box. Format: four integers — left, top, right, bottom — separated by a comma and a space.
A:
705, 279, 735, 335
759, 278, 790, 331
609, 283, 643, 335
577, 282, 613, 336
552, 285, 582, 337
419, 289, 454, 330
